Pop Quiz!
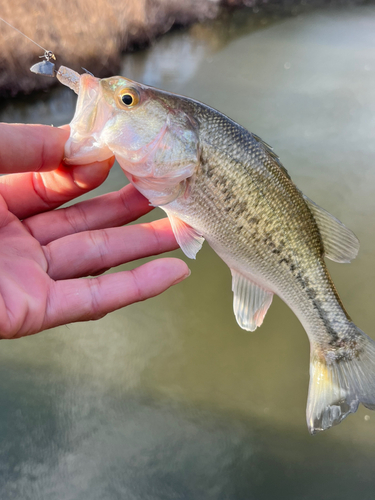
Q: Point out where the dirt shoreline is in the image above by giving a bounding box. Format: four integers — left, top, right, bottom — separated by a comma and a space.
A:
0, 0, 253, 97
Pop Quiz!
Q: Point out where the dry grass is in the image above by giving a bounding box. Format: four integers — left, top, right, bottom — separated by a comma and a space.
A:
0, 0, 245, 97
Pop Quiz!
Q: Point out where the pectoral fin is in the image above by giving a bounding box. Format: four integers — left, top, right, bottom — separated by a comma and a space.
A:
231, 270, 273, 331
303, 195, 359, 263
163, 210, 205, 259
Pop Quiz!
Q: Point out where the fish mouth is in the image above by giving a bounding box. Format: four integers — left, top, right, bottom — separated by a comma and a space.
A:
64, 73, 113, 165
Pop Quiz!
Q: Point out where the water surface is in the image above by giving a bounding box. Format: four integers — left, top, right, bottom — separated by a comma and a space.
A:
1, 6, 375, 499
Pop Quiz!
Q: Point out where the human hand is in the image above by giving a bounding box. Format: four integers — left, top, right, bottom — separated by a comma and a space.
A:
0, 123, 189, 339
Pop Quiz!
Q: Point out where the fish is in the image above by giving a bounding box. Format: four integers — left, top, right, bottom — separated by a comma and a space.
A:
59, 67, 375, 434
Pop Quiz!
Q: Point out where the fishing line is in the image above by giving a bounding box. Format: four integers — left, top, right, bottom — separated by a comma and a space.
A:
0, 16, 57, 76
0, 16, 52, 55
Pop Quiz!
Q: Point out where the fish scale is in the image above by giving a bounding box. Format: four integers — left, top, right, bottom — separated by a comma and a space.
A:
167, 113, 351, 355
59, 67, 375, 434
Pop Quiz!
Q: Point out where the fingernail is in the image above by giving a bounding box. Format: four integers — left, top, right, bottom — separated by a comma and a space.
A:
172, 269, 191, 285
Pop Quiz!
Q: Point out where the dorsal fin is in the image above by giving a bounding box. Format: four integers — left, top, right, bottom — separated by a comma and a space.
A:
252, 133, 291, 180
303, 195, 359, 263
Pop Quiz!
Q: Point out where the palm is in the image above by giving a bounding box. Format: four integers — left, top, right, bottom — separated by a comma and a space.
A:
0, 203, 50, 336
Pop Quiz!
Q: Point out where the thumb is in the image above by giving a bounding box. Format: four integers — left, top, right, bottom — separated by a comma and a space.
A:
69, 157, 115, 189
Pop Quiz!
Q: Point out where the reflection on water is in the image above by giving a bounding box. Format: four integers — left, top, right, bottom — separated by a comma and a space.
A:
1, 6, 375, 499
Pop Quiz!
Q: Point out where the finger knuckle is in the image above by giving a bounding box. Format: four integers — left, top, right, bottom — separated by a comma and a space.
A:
87, 278, 106, 320
128, 269, 144, 303
31, 173, 51, 207
63, 203, 90, 235
87, 230, 111, 268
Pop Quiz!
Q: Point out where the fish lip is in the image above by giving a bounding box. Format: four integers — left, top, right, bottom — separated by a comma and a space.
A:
64, 74, 113, 165
63, 139, 113, 165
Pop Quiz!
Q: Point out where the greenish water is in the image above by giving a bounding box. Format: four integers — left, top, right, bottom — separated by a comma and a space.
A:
1, 6, 375, 499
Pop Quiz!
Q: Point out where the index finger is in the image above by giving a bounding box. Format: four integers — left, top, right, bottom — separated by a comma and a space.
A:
0, 123, 69, 174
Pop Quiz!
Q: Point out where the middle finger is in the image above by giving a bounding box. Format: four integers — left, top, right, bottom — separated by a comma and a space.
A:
24, 184, 152, 245
44, 217, 179, 280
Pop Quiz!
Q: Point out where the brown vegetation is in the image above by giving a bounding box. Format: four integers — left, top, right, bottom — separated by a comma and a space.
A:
0, 0, 252, 97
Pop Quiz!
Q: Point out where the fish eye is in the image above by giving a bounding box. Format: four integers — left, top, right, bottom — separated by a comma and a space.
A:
118, 88, 139, 108
122, 94, 133, 105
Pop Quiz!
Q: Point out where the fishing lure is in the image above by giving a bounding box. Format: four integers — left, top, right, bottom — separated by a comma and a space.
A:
0, 17, 82, 98
30, 50, 56, 78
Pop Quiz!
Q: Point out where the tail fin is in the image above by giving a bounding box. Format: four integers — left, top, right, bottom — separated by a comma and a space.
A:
307, 323, 375, 434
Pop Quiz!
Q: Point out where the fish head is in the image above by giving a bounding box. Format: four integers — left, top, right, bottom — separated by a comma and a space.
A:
64, 73, 199, 205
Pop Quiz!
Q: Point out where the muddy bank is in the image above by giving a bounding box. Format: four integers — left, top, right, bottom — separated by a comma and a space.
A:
0, 0, 257, 97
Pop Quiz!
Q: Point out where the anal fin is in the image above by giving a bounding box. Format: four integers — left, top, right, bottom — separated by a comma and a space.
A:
231, 269, 273, 332
163, 210, 205, 259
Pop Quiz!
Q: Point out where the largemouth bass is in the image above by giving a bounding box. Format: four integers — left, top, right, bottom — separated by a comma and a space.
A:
58, 67, 375, 434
